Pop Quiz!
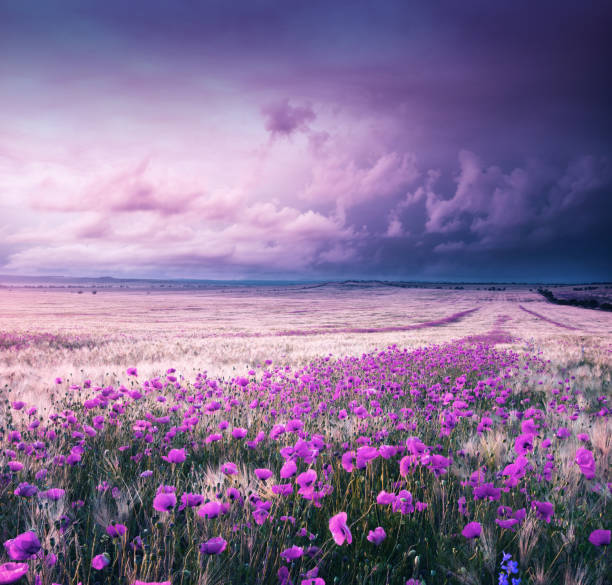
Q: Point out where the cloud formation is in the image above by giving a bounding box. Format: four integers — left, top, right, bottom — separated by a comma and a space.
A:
262, 100, 316, 137
0, 1, 610, 280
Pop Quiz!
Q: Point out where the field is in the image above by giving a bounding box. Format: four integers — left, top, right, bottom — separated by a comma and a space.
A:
0, 283, 610, 585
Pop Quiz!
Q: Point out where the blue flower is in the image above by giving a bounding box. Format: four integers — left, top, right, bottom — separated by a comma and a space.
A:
506, 560, 519, 574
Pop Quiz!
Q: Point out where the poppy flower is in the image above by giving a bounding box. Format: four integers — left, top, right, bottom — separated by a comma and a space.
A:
532, 501, 554, 523
14, 483, 38, 498
280, 460, 297, 479
231, 428, 247, 439
296, 470, 317, 489
280, 545, 304, 561
328, 512, 352, 546
588, 529, 610, 546
461, 521, 482, 539
575, 448, 596, 479
106, 524, 127, 538
199, 501, 221, 519
162, 449, 186, 464
254, 468, 273, 481
376, 490, 396, 505
40, 488, 65, 501
3, 532, 41, 561
0, 562, 28, 584
180, 493, 204, 508
367, 526, 386, 545
272, 484, 293, 496
514, 434, 534, 455
221, 462, 238, 475
153, 491, 176, 513
341, 451, 355, 473
392, 490, 414, 515
91, 554, 110, 570
199, 537, 227, 554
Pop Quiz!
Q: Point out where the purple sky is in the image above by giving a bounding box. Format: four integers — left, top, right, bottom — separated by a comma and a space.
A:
1, 1, 611, 281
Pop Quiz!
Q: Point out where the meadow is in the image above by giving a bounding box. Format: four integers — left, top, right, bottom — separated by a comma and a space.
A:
0, 283, 610, 585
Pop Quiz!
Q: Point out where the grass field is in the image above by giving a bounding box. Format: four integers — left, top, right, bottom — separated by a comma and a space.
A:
0, 284, 610, 585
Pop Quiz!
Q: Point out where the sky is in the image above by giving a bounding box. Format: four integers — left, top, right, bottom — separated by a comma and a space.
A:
1, 0, 611, 282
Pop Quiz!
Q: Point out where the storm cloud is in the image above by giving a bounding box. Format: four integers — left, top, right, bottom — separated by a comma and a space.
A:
0, 0, 610, 281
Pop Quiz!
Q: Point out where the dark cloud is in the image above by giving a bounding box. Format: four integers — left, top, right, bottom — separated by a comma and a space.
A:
1, 0, 610, 280
261, 99, 315, 137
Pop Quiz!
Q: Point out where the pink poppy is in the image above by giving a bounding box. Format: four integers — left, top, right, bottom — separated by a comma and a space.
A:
199, 537, 227, 555
280, 460, 297, 479
575, 448, 596, 479
588, 529, 610, 546
153, 491, 176, 513
328, 512, 352, 546
461, 521, 482, 539
367, 526, 386, 545
376, 490, 396, 505
0, 562, 28, 584
3, 532, 41, 561
162, 449, 186, 464
280, 545, 304, 561
254, 468, 273, 481
106, 524, 127, 538
221, 462, 238, 475
532, 501, 554, 523
91, 554, 110, 570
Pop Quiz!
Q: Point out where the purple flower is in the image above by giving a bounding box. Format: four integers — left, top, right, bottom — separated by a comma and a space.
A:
4, 532, 41, 561
153, 490, 177, 513
392, 490, 414, 515
221, 462, 238, 475
532, 501, 554, 523
106, 524, 127, 538
40, 488, 65, 501
14, 483, 38, 498
272, 484, 293, 496
199, 537, 227, 555
232, 427, 247, 439
0, 562, 29, 584
514, 434, 534, 455
127, 367, 138, 376
473, 483, 501, 502
296, 469, 317, 494
588, 529, 610, 547
180, 493, 204, 508
376, 490, 396, 505
461, 521, 482, 539
198, 501, 224, 519
575, 448, 596, 479
162, 449, 186, 464
367, 526, 386, 545
329, 512, 352, 546
280, 545, 304, 561
341, 451, 355, 473
91, 554, 110, 570
254, 468, 273, 481
280, 460, 297, 479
